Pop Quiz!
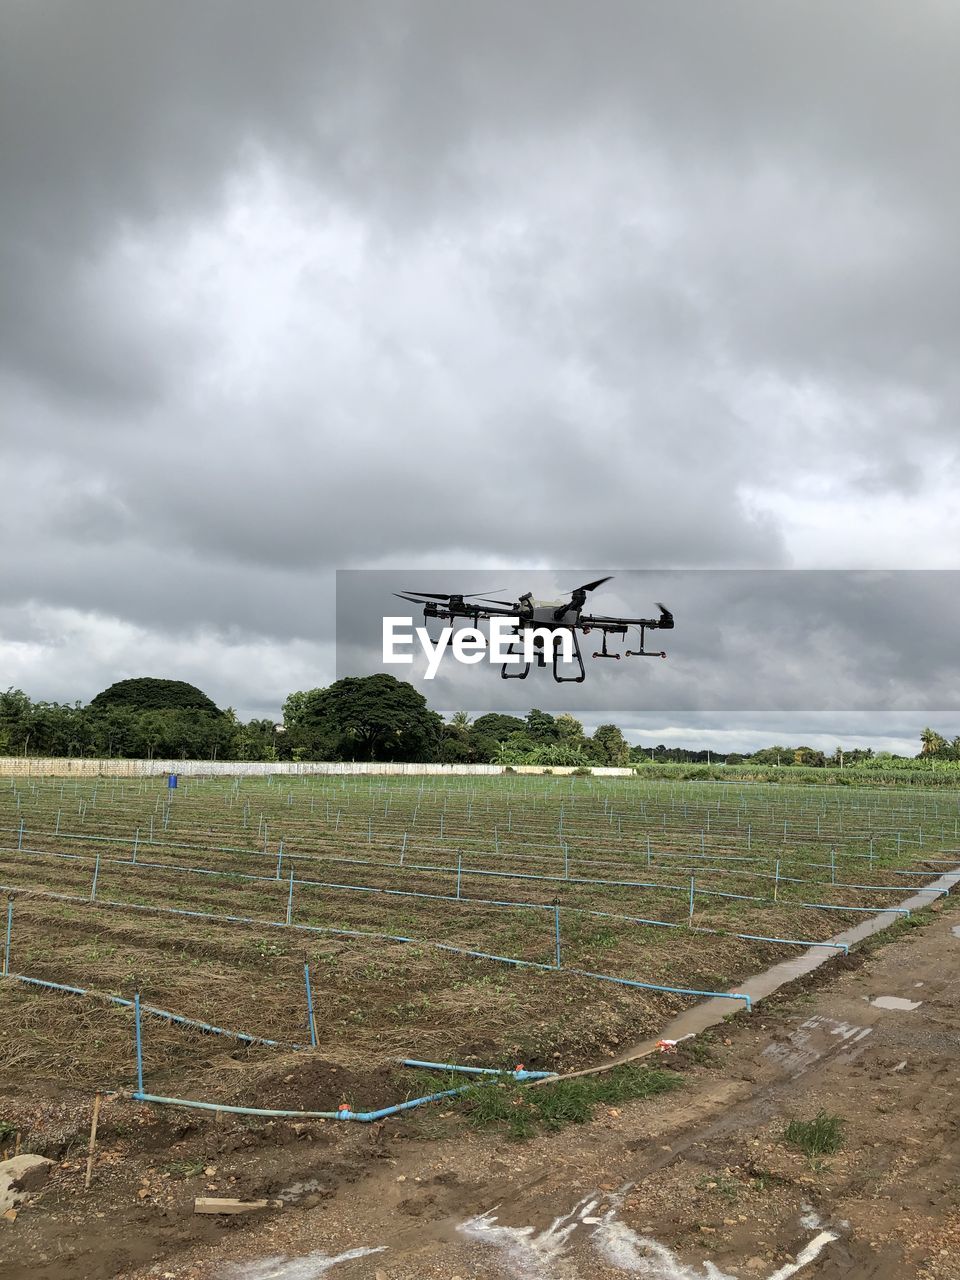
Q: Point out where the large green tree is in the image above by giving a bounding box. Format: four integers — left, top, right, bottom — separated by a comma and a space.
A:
90, 677, 221, 714
589, 723, 630, 766
88, 677, 238, 759
525, 708, 559, 741
469, 712, 528, 764
555, 713, 586, 744
285, 675, 444, 762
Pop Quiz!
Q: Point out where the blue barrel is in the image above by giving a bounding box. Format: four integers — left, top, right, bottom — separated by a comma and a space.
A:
167, 773, 178, 789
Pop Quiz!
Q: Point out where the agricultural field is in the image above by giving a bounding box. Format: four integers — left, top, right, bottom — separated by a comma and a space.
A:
1, 771, 957, 1122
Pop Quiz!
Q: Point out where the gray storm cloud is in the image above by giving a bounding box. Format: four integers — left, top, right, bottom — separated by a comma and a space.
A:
1, 2, 958, 733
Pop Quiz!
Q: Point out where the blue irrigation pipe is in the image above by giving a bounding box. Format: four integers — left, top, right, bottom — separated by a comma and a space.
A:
43, 841, 879, 952
3, 841, 806, 927
18, 836, 690, 903
801, 902, 910, 916
0, 880, 752, 1012
333, 838, 922, 889
572, 904, 851, 954
8, 844, 561, 923
304, 961, 318, 1048
567, 967, 753, 1011
0, 879, 559, 974
0, 870, 921, 1018
2, 821, 901, 880
134, 992, 144, 1095
296, 876, 552, 915
401, 1059, 553, 1080
719, 929, 848, 955
2, 898, 11, 976
11, 836, 936, 911
130, 1086, 473, 1121
4, 972, 300, 1048
298, 850, 786, 905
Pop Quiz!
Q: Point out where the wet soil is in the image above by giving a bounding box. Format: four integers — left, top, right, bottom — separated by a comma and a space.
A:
2, 891, 959, 1279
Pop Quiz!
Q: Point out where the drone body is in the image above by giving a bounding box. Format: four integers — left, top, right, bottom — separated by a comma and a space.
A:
393, 577, 673, 683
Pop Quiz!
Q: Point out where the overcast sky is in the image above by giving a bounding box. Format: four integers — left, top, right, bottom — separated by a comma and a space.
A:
2, 3, 958, 750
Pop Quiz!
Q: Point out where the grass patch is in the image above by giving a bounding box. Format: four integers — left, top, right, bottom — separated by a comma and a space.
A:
414, 1064, 682, 1140
162, 1157, 206, 1179
696, 1172, 740, 1202
681, 1032, 717, 1066
782, 1110, 845, 1157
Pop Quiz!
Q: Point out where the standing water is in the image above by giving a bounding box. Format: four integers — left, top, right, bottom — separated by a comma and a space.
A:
544, 863, 960, 1083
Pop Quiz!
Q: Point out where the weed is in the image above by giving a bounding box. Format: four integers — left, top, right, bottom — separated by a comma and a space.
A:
783, 1110, 844, 1157
162, 1157, 206, 1178
682, 1033, 716, 1066
251, 938, 286, 959
412, 1064, 682, 1140
696, 1172, 740, 1202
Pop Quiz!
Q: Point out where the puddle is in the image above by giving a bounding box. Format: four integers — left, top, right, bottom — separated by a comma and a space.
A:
866, 995, 922, 1011
585, 863, 960, 1075
952, 925, 960, 938
276, 1178, 326, 1203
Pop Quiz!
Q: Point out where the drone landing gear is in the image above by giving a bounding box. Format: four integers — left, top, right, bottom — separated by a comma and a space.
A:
500, 630, 531, 680
554, 627, 585, 683
500, 630, 586, 683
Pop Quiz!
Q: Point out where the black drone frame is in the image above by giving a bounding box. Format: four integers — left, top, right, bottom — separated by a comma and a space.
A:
393, 578, 674, 683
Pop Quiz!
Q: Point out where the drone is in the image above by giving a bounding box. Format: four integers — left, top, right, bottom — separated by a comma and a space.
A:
394, 577, 674, 683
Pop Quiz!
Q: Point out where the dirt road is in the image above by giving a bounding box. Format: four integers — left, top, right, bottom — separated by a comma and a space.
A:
5, 897, 959, 1280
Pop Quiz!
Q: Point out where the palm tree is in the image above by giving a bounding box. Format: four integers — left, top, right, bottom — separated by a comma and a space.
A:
920, 727, 948, 757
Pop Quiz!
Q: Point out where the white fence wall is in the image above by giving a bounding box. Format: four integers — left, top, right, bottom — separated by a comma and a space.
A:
0, 757, 634, 779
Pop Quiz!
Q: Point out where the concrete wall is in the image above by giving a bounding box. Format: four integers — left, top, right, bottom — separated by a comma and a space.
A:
0, 757, 634, 779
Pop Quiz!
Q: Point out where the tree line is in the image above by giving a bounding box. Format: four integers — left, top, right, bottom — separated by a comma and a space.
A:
0, 675, 955, 768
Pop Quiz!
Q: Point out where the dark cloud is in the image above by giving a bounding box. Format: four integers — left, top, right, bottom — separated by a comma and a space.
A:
1, 3, 958, 725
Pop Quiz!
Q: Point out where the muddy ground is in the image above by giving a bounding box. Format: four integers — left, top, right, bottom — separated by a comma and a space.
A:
2, 890, 959, 1279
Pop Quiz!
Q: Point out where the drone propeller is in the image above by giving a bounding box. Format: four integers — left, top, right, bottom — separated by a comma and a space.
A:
563, 576, 613, 596
394, 589, 505, 607
655, 601, 673, 620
